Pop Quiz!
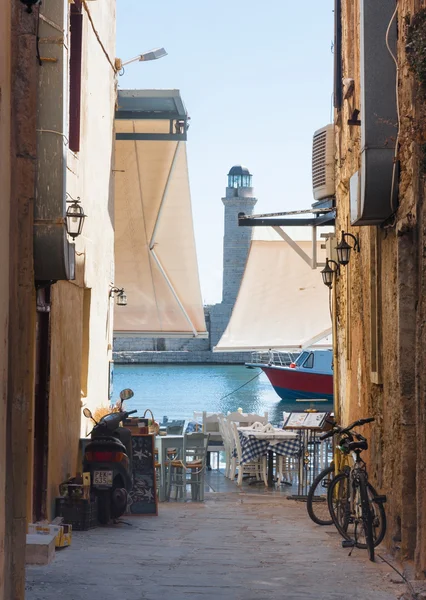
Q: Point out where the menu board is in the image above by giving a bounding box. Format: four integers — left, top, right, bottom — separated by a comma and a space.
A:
126, 435, 158, 516
283, 412, 329, 429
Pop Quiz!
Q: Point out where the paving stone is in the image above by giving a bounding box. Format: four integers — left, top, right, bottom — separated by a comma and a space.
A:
26, 492, 403, 599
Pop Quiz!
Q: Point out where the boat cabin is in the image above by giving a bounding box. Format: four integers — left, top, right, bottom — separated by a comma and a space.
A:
292, 349, 333, 375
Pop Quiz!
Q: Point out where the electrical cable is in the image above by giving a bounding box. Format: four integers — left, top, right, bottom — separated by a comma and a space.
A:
386, 3, 400, 213
36, 129, 69, 145
82, 0, 117, 74
35, 4, 42, 66
377, 553, 416, 597
219, 371, 262, 402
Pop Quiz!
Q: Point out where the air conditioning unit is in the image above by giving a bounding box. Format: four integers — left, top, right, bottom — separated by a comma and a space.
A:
312, 124, 335, 201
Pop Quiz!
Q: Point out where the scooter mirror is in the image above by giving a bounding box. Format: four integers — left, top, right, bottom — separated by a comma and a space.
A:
83, 408, 93, 419
119, 388, 134, 401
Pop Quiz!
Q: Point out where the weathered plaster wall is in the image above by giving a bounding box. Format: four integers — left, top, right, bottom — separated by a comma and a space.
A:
6, 4, 37, 597
66, 0, 116, 426
47, 282, 83, 516
335, 0, 426, 573
0, 1, 11, 595
45, 0, 117, 517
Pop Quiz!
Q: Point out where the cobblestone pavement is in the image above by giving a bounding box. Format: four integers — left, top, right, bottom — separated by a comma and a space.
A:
26, 493, 404, 600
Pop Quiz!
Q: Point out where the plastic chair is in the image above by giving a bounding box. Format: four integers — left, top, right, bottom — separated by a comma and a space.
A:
167, 433, 210, 502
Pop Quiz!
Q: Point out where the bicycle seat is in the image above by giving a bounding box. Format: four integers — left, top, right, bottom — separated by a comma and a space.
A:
348, 440, 368, 451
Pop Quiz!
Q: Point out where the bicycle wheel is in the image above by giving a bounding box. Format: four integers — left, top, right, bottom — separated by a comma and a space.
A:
307, 465, 334, 525
328, 472, 386, 548
358, 474, 375, 561
328, 471, 351, 538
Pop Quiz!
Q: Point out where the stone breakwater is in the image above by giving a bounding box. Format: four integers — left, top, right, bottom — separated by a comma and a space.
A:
112, 350, 251, 364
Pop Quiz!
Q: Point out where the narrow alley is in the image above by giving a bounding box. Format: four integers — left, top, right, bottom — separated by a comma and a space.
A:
26, 490, 402, 600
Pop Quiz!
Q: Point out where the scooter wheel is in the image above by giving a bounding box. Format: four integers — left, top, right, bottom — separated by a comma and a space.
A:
97, 491, 111, 525
111, 487, 128, 519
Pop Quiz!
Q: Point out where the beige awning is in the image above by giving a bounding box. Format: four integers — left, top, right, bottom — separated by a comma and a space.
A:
214, 238, 332, 351
113, 94, 207, 337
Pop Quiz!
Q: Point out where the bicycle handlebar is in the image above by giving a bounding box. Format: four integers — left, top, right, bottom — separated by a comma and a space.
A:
127, 410, 137, 416
319, 416, 374, 441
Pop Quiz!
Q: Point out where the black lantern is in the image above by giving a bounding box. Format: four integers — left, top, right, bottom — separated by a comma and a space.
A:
321, 258, 340, 288
110, 287, 127, 306
20, 0, 41, 13
335, 231, 360, 266
65, 195, 86, 240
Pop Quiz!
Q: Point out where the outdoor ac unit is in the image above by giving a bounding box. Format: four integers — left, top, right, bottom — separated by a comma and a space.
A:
312, 124, 335, 201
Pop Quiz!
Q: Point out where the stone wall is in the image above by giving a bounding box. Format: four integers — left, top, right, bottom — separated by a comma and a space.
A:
335, 0, 426, 576
0, 1, 11, 596
113, 351, 251, 364
113, 335, 211, 353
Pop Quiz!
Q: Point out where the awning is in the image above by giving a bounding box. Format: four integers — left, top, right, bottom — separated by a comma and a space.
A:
214, 238, 332, 351
114, 90, 207, 337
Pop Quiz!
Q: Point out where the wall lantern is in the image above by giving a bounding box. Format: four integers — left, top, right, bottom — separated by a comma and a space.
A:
110, 287, 127, 306
65, 194, 86, 240
20, 0, 41, 13
335, 231, 360, 266
320, 258, 340, 289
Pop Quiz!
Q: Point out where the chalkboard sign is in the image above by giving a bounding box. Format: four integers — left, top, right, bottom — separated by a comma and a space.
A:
126, 434, 158, 516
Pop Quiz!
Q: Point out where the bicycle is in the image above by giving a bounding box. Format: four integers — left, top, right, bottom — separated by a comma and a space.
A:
306, 462, 335, 526
320, 417, 387, 562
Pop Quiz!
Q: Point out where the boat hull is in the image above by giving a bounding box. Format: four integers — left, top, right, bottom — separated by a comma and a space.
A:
259, 365, 334, 411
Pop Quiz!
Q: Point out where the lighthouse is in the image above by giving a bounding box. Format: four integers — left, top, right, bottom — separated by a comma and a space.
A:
222, 165, 258, 305
209, 165, 258, 348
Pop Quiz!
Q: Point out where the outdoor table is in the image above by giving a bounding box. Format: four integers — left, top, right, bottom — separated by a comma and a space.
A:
154, 435, 184, 502
237, 428, 300, 488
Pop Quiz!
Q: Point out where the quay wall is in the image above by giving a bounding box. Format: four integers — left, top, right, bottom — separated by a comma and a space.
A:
113, 350, 252, 365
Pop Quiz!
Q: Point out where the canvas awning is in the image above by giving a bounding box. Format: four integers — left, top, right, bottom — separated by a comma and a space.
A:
214, 237, 332, 352
113, 90, 207, 337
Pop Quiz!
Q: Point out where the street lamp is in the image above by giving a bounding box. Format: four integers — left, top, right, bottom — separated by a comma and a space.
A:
335, 231, 360, 266
115, 48, 167, 73
320, 258, 340, 289
65, 194, 86, 240
110, 287, 127, 306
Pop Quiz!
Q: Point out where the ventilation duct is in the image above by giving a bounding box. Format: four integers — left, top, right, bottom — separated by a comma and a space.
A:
312, 125, 335, 201
351, 0, 398, 225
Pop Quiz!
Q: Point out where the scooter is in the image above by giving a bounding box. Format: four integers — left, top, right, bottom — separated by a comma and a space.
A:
83, 388, 136, 524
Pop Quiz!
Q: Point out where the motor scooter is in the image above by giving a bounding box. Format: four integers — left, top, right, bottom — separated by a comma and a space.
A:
83, 388, 136, 524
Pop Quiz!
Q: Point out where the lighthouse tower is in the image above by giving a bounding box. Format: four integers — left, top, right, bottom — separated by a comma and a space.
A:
209, 166, 257, 349
222, 165, 257, 305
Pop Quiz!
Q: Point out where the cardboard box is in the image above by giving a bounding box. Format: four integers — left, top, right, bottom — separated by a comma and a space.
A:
28, 523, 72, 548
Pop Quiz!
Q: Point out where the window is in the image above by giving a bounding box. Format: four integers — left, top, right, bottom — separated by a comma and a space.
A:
302, 353, 314, 369
295, 351, 309, 367
69, 3, 83, 152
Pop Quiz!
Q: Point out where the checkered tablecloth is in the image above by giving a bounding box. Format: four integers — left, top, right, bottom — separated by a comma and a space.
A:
238, 430, 302, 465
185, 420, 202, 433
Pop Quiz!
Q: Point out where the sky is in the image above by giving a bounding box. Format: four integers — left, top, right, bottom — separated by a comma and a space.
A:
116, 1, 335, 304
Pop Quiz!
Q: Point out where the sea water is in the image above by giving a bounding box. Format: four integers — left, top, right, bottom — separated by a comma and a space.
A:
113, 364, 286, 425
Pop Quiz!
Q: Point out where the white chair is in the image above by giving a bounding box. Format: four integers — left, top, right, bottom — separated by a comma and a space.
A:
203, 412, 224, 470
218, 415, 232, 478
247, 421, 265, 431
227, 411, 268, 427
231, 422, 267, 487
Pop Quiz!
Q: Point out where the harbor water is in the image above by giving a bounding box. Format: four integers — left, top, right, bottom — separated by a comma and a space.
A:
113, 364, 288, 425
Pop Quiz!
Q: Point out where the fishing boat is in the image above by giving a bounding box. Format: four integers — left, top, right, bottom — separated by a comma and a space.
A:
246, 349, 334, 411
